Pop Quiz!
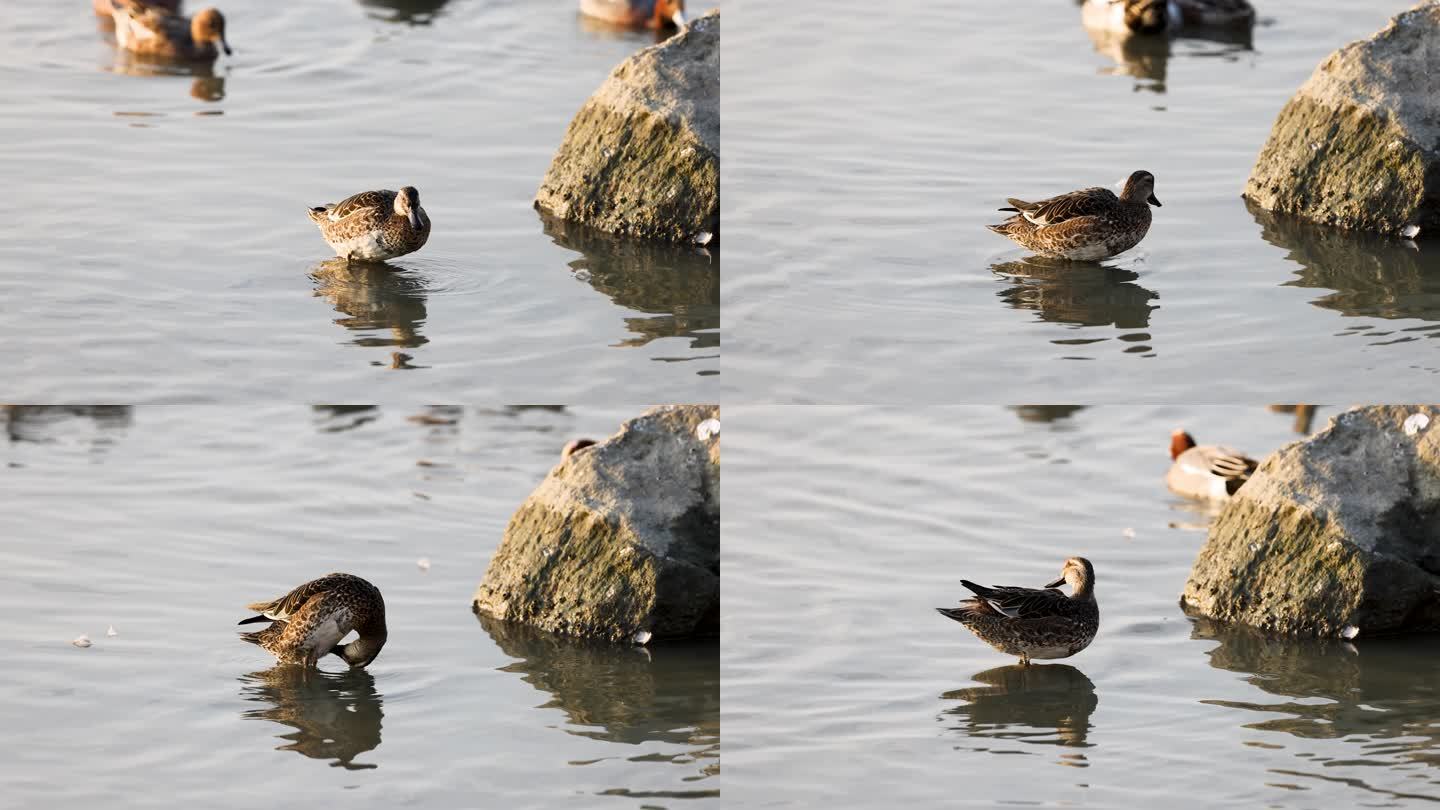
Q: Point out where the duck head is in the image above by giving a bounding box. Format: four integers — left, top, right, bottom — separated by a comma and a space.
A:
1170, 429, 1196, 460
1124, 0, 1170, 35
1045, 557, 1095, 596
1121, 170, 1161, 207
395, 186, 423, 231
332, 630, 387, 669
192, 8, 232, 56
654, 0, 686, 29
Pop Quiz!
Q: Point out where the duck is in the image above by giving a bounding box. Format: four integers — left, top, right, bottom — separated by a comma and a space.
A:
238, 573, 387, 668
1081, 0, 1255, 35
988, 170, 1160, 261
561, 438, 597, 459
109, 1, 232, 61
579, 0, 686, 29
307, 187, 431, 262
936, 557, 1099, 666
1166, 429, 1258, 500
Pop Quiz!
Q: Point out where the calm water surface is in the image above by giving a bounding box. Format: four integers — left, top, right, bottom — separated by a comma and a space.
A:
724, 405, 1440, 807
1, 1, 719, 400
0, 405, 718, 809
723, 0, 1438, 401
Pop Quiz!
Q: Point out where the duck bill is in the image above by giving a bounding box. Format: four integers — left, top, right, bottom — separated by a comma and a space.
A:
672, 9, 687, 28
407, 209, 421, 230
1148, 193, 1162, 207
1044, 577, 1065, 589
220, 37, 233, 56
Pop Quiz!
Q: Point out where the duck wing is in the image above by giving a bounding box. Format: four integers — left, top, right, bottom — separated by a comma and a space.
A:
318, 190, 395, 223
1205, 446, 1258, 492
958, 580, 1071, 620
1002, 187, 1118, 227
242, 572, 348, 623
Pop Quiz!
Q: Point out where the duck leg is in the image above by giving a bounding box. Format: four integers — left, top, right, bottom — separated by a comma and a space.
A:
1018, 653, 1031, 666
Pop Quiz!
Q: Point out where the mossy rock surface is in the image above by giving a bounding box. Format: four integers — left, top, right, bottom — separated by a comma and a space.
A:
1242, 2, 1440, 238
1182, 406, 1440, 637
474, 405, 719, 643
534, 11, 719, 245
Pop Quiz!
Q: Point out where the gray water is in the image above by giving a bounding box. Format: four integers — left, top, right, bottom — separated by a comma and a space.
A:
1, 1, 718, 401
723, 405, 1440, 808
0, 405, 718, 809
722, 0, 1439, 401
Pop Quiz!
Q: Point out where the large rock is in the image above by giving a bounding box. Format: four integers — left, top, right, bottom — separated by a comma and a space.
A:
1242, 2, 1440, 238
534, 11, 718, 246
473, 404, 719, 642
1181, 406, 1440, 637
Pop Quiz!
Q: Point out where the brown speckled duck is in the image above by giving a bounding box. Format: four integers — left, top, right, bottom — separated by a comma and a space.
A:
1081, 0, 1255, 34
579, 0, 686, 29
238, 573, 387, 669
109, 1, 232, 61
937, 558, 1099, 666
308, 187, 431, 262
989, 170, 1160, 260
1166, 429, 1258, 500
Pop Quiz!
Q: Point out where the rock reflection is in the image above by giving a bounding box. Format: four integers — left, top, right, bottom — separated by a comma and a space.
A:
356, 0, 451, 25
1249, 201, 1440, 331
476, 614, 719, 788
1192, 619, 1440, 787
940, 664, 1097, 761
994, 257, 1159, 351
539, 213, 719, 353
310, 259, 430, 350
238, 666, 384, 771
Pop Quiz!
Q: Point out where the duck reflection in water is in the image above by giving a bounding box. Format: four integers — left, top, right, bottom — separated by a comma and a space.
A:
1080, 2, 1253, 94
106, 49, 227, 103
310, 259, 430, 351
940, 664, 1098, 760
238, 666, 384, 770
994, 256, 1159, 352
356, 0, 451, 25
539, 212, 718, 354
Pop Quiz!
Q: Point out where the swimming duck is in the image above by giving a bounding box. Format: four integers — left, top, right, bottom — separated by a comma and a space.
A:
109, 1, 232, 61
307, 187, 431, 262
988, 170, 1160, 261
936, 557, 1099, 666
579, 0, 686, 29
1166, 429, 1258, 500
238, 573, 387, 669
1081, 0, 1255, 35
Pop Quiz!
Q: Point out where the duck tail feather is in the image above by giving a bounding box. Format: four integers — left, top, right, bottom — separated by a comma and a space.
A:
237, 614, 271, 626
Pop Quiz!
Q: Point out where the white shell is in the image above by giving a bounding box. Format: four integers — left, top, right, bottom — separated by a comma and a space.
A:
573, 269, 592, 283
72, 635, 92, 648
696, 418, 721, 441
631, 630, 653, 645
1121, 527, 1136, 539
416, 557, 431, 571
106, 626, 118, 637
1403, 413, 1429, 436
1401, 224, 1421, 238
1340, 625, 1360, 640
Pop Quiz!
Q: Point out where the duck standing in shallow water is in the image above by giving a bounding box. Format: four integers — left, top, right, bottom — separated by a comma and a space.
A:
937, 557, 1099, 666
109, 1, 232, 61
308, 187, 430, 262
989, 170, 1161, 261
238, 573, 387, 668
1166, 429, 1258, 500
579, 0, 686, 30
1081, 0, 1255, 35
